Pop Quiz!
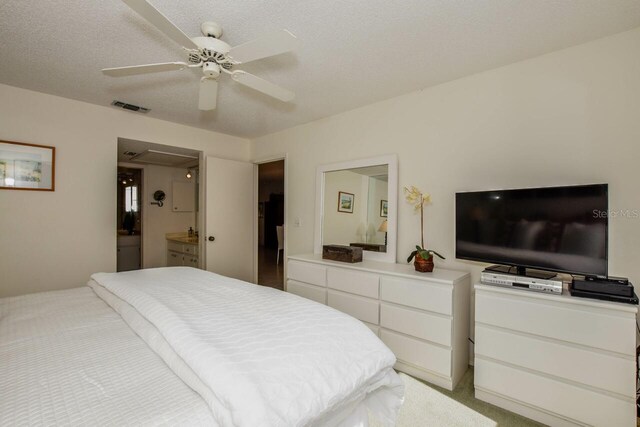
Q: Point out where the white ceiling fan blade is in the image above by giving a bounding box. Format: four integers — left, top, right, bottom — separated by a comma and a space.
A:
199, 78, 218, 110
231, 71, 295, 102
228, 29, 300, 64
122, 0, 197, 49
102, 62, 189, 77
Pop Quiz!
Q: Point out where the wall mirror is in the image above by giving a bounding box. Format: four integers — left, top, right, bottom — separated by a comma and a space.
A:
314, 154, 398, 263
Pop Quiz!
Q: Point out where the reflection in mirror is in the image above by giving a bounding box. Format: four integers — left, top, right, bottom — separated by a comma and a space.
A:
117, 167, 142, 236
322, 165, 388, 253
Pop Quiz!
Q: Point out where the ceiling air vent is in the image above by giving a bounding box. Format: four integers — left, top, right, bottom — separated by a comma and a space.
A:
111, 100, 150, 114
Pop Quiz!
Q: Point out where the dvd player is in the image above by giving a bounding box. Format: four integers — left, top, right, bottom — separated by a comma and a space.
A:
481, 270, 563, 294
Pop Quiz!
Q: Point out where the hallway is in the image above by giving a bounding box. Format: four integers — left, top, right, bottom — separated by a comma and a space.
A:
257, 245, 284, 290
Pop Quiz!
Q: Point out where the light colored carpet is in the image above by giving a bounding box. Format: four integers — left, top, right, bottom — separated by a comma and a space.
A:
370, 373, 497, 427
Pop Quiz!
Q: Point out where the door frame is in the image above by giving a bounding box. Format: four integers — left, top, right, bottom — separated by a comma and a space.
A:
197, 152, 205, 269
253, 154, 288, 287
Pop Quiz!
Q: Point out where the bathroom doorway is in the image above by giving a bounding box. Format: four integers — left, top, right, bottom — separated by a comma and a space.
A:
256, 159, 285, 290
117, 167, 143, 271
117, 138, 201, 272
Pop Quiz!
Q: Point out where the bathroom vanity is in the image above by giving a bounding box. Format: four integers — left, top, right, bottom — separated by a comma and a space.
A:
166, 233, 200, 268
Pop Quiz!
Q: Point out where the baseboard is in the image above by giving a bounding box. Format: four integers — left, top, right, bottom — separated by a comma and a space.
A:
475, 388, 585, 427
395, 361, 454, 391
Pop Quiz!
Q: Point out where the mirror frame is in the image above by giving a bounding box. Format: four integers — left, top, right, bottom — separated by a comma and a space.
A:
314, 154, 398, 263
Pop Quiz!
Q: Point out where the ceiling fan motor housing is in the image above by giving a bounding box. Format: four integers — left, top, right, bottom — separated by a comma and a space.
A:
201, 21, 223, 39
189, 36, 233, 71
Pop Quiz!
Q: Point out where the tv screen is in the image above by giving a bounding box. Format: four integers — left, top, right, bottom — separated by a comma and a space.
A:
455, 184, 608, 277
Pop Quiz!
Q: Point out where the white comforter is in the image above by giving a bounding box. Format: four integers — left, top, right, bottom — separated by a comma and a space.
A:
89, 267, 404, 427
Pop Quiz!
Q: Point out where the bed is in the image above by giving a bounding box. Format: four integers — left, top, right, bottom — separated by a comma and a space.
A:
0, 267, 404, 426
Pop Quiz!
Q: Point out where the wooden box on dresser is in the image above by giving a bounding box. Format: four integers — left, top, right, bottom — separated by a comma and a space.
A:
474, 283, 638, 427
287, 254, 471, 391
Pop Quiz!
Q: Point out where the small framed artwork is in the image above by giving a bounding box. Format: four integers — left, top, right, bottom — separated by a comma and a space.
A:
337, 191, 355, 213
0, 140, 55, 191
380, 200, 388, 217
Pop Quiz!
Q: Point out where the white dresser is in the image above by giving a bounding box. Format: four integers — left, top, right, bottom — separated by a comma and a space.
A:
474, 283, 638, 427
287, 254, 471, 390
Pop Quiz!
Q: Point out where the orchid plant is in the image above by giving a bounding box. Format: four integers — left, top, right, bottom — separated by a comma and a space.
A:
404, 186, 445, 263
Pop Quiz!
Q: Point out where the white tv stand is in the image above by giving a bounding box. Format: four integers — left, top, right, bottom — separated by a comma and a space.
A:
474, 283, 638, 426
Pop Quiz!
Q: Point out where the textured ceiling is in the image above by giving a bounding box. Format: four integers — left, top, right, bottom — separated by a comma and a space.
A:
1, 1, 640, 138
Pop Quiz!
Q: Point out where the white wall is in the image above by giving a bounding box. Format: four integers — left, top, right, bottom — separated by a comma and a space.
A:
252, 28, 640, 288
0, 84, 249, 297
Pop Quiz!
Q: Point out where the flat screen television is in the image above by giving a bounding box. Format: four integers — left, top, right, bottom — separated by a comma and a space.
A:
455, 184, 608, 277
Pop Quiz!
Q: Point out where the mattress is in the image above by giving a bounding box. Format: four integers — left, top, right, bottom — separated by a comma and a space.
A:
0, 287, 215, 426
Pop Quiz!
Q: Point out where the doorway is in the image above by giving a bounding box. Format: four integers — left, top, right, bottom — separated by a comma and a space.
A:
257, 160, 285, 290
117, 138, 201, 272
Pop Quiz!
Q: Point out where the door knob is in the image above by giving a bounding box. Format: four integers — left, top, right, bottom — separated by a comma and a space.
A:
208, 236, 215, 242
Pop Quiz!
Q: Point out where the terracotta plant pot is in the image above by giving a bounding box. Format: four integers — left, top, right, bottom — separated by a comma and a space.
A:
414, 253, 434, 273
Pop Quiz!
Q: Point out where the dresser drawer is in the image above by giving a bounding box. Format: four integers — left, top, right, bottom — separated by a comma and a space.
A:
327, 267, 379, 298
288, 260, 326, 286
184, 256, 199, 268
183, 244, 198, 255
380, 303, 452, 347
167, 251, 183, 266
328, 290, 379, 324
475, 358, 635, 427
475, 324, 635, 396
167, 241, 184, 253
380, 329, 451, 378
476, 290, 636, 355
287, 280, 326, 304
380, 277, 452, 315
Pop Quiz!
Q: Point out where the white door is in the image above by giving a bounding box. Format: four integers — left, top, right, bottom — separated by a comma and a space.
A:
205, 156, 255, 282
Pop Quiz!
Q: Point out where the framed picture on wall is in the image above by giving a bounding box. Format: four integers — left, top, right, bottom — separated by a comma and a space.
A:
337, 191, 355, 213
380, 200, 388, 217
0, 140, 55, 191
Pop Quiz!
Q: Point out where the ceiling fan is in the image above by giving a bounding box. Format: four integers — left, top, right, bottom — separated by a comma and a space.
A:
102, 0, 300, 110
